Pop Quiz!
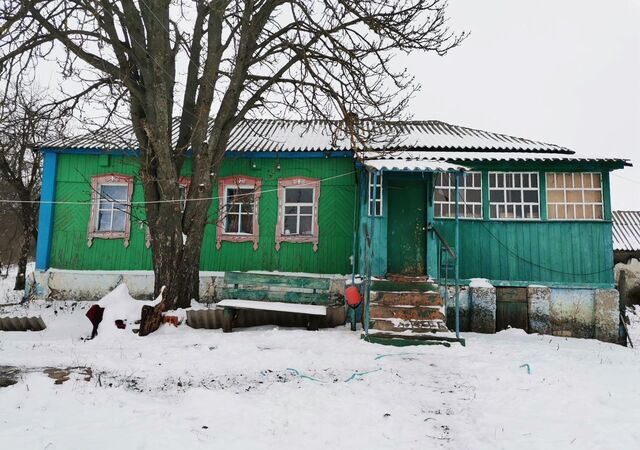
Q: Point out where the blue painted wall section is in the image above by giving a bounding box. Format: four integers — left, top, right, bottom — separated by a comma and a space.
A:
35, 151, 58, 271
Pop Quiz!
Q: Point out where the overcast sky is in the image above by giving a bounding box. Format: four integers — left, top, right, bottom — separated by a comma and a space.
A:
403, 0, 640, 210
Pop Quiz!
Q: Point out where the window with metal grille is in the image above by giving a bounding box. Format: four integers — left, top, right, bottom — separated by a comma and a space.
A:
489, 172, 540, 220
546, 172, 603, 220
434, 172, 482, 219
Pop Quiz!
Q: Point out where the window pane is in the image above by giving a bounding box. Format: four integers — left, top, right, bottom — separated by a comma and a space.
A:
547, 173, 555, 188
490, 191, 504, 202
285, 206, 297, 215
284, 216, 297, 235
466, 189, 481, 203
507, 190, 521, 203
594, 205, 603, 219
548, 190, 564, 202
567, 191, 583, 203
286, 188, 313, 203
111, 210, 126, 231
240, 214, 253, 233
299, 216, 312, 235
523, 190, 538, 202
300, 206, 312, 215
584, 190, 602, 202
225, 213, 239, 233
101, 185, 127, 201
98, 210, 112, 231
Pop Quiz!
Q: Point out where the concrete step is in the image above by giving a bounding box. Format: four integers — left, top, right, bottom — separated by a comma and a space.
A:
369, 318, 449, 333
370, 305, 445, 321
370, 279, 438, 293
371, 291, 443, 307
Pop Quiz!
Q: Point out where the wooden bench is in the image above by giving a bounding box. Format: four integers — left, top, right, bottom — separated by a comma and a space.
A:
216, 272, 339, 332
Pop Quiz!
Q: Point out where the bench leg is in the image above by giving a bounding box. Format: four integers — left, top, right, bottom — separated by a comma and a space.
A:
222, 307, 235, 333
307, 315, 319, 331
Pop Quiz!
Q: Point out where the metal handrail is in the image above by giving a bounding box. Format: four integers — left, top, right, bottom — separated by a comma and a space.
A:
432, 225, 456, 260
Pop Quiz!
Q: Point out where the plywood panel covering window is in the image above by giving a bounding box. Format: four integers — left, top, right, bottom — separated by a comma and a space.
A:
368, 172, 383, 216
489, 172, 539, 220
546, 172, 603, 220
435, 172, 482, 219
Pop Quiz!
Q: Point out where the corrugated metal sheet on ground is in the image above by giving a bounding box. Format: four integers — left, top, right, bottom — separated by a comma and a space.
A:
187, 306, 346, 329
0, 316, 46, 331
613, 211, 640, 252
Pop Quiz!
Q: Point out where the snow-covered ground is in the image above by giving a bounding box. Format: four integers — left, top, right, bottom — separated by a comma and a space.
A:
1, 279, 640, 449
0, 263, 33, 305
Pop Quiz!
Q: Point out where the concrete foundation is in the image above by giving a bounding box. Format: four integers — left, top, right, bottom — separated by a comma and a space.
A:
528, 286, 551, 334
468, 279, 496, 334
25, 269, 347, 302
442, 281, 620, 344
594, 289, 620, 343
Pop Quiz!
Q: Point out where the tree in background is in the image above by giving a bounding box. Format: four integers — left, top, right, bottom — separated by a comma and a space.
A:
0, 1, 465, 308
0, 86, 67, 290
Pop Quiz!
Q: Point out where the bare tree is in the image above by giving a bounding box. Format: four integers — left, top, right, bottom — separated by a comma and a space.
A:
0, 85, 67, 290
0, 0, 465, 308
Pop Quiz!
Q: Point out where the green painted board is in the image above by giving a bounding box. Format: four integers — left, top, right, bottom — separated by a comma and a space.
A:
49, 153, 356, 274
387, 178, 426, 275
224, 272, 331, 290
219, 288, 333, 304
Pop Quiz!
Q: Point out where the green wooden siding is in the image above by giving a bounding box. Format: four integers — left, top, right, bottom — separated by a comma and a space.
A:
434, 219, 614, 285
358, 163, 617, 285
49, 153, 356, 274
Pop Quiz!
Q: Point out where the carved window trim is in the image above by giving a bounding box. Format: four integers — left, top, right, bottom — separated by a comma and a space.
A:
87, 173, 134, 248
275, 176, 320, 252
216, 175, 262, 250
145, 177, 191, 249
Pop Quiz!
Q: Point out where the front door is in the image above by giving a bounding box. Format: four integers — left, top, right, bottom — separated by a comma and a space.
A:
387, 178, 427, 275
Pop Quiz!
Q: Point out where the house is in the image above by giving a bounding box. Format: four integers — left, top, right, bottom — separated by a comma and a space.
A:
613, 211, 640, 264
29, 119, 631, 343
612, 211, 640, 309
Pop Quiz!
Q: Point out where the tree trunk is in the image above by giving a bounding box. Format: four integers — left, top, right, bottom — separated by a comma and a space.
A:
14, 204, 36, 291
13, 228, 30, 291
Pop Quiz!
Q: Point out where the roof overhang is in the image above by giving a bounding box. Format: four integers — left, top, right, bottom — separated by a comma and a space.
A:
363, 158, 469, 173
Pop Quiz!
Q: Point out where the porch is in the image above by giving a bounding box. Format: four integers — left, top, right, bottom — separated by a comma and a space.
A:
355, 158, 467, 342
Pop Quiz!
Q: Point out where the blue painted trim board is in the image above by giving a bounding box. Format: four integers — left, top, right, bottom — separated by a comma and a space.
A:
41, 147, 353, 159
35, 151, 58, 271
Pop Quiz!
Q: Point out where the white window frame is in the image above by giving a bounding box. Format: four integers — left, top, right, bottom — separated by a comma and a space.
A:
87, 173, 134, 248
546, 172, 604, 221
282, 186, 316, 236
368, 172, 383, 217
96, 183, 129, 232
434, 172, 483, 219
223, 185, 256, 235
489, 172, 540, 220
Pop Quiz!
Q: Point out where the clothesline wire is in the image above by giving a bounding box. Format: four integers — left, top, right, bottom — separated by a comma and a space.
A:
0, 171, 356, 206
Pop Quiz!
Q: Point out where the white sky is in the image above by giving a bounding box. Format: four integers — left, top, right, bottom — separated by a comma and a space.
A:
404, 0, 640, 210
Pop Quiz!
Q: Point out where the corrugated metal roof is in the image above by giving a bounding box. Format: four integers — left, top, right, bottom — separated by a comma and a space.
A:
613, 211, 640, 252
364, 159, 468, 172
41, 118, 630, 166
362, 150, 629, 165
43, 118, 572, 153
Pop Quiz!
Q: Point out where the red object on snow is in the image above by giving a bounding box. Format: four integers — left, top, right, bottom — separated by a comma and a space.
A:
86, 304, 105, 339
345, 286, 362, 307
